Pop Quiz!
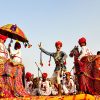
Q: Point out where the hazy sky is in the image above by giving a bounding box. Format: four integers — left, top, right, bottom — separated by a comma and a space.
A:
0, 0, 100, 77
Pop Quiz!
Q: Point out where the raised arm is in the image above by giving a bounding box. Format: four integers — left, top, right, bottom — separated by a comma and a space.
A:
38, 43, 53, 56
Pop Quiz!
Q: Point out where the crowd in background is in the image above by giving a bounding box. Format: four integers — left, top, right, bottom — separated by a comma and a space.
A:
25, 71, 75, 96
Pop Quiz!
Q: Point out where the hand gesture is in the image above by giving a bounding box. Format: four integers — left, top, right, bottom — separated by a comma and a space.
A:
38, 42, 42, 48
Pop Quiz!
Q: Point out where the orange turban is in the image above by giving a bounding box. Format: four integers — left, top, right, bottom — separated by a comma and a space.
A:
65, 72, 71, 76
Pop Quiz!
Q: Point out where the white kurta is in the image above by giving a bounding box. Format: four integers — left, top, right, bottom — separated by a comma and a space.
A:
0, 42, 9, 58
62, 79, 75, 94
9, 47, 22, 63
78, 46, 92, 60
38, 80, 51, 96
51, 84, 58, 95
25, 81, 33, 94
68, 79, 75, 93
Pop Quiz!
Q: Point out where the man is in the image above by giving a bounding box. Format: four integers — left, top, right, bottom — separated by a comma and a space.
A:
8, 41, 22, 64
38, 41, 67, 95
62, 72, 75, 95
78, 37, 92, 60
38, 73, 51, 96
0, 34, 9, 58
97, 51, 100, 55
77, 37, 94, 94
8, 41, 25, 88
25, 72, 33, 94
0, 34, 15, 97
95, 51, 100, 70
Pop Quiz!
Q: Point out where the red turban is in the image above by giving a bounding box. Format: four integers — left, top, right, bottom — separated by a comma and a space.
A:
25, 72, 32, 79
0, 34, 8, 41
78, 37, 86, 44
42, 73, 48, 78
55, 41, 62, 47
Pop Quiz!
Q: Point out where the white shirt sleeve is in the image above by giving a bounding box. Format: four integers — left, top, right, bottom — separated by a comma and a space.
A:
78, 46, 92, 60
78, 46, 86, 60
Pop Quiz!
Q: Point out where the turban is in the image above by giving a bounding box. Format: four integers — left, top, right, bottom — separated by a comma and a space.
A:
25, 72, 32, 79
42, 73, 48, 78
65, 72, 71, 76
55, 41, 62, 47
78, 37, 86, 44
0, 34, 8, 41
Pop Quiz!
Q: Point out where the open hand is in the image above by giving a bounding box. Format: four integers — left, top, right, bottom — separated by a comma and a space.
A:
38, 42, 42, 48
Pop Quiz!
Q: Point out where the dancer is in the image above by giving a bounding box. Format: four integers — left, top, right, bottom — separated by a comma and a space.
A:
38, 41, 67, 95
